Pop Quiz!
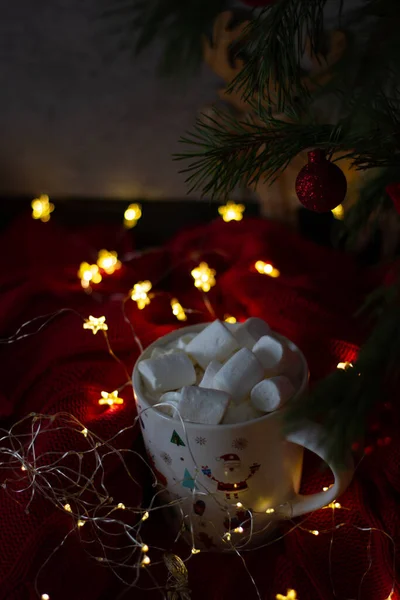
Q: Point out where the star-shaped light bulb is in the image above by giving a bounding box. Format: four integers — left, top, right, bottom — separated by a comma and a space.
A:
276, 590, 297, 600
323, 501, 342, 510
255, 260, 280, 278
191, 262, 216, 293
224, 315, 237, 324
83, 315, 108, 335
171, 298, 187, 322
130, 281, 152, 309
331, 204, 344, 220
97, 250, 121, 275
78, 262, 102, 289
31, 195, 54, 222
218, 201, 245, 222
98, 390, 124, 407
337, 361, 353, 370
124, 203, 142, 229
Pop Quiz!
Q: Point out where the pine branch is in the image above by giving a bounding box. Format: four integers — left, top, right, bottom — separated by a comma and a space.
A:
227, 0, 339, 112
285, 282, 400, 465
176, 108, 400, 198
100, 0, 227, 75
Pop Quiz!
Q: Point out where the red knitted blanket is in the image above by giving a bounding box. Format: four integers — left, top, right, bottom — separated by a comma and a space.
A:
0, 213, 397, 600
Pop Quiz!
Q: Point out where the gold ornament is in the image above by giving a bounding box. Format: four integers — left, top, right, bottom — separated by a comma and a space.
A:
164, 553, 191, 600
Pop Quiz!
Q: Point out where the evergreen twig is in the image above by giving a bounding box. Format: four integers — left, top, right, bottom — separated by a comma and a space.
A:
285, 283, 400, 465
176, 108, 400, 198
227, 0, 334, 112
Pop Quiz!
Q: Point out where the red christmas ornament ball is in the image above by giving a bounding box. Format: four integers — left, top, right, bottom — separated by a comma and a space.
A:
295, 149, 347, 212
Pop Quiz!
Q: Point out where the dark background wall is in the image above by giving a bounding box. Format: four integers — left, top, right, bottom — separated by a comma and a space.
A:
0, 0, 219, 200
0, 0, 363, 202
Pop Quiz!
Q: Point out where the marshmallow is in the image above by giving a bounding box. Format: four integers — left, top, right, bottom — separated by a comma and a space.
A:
213, 348, 264, 404
175, 333, 197, 350
138, 353, 196, 393
223, 321, 240, 333
195, 365, 205, 385
250, 376, 295, 413
252, 335, 286, 376
151, 347, 182, 359
186, 320, 239, 369
285, 344, 304, 384
179, 386, 230, 425
222, 400, 264, 424
151, 347, 167, 359
199, 360, 222, 388
157, 391, 181, 417
234, 317, 271, 350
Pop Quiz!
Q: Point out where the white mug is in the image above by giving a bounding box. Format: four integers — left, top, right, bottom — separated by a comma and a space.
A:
132, 324, 354, 551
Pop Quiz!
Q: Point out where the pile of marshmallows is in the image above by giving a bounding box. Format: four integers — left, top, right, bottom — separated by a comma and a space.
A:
138, 319, 304, 425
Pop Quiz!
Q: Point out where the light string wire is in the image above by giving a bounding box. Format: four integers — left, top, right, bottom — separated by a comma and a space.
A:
0, 275, 397, 599
1, 402, 397, 600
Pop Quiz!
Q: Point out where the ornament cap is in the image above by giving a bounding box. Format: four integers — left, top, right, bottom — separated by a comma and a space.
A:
308, 149, 326, 163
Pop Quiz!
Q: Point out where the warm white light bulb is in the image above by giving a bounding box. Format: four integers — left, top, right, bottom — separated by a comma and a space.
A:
337, 361, 353, 370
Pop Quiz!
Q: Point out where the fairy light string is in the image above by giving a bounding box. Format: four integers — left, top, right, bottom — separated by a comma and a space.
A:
0, 217, 397, 600
0, 394, 397, 600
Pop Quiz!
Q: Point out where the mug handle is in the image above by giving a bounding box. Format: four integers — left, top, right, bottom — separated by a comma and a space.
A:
285, 420, 354, 518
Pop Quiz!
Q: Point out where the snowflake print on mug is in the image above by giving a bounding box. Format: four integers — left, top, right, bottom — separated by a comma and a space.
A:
195, 436, 207, 446
232, 437, 248, 451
